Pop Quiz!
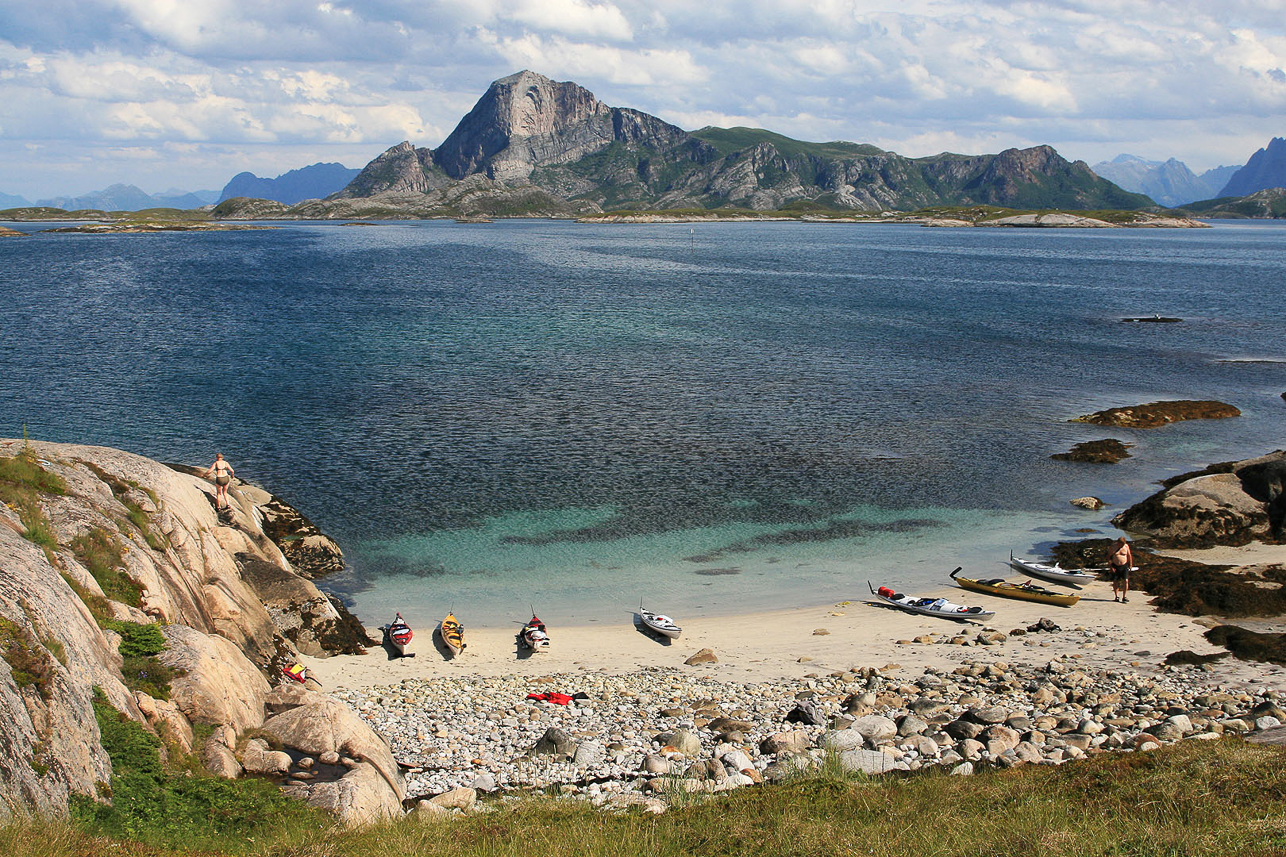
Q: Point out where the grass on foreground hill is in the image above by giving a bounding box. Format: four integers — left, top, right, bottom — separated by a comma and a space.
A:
4, 739, 1286, 857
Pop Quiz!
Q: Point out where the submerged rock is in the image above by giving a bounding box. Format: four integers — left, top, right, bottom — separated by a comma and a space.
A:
1052, 439, 1131, 463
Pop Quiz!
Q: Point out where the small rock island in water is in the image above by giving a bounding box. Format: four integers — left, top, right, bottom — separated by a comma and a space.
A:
1073, 400, 1241, 428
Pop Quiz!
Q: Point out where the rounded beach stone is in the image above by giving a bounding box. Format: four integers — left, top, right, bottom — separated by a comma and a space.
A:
430, 787, 477, 810
759, 730, 810, 755
684, 648, 718, 665
655, 729, 701, 756
852, 715, 898, 744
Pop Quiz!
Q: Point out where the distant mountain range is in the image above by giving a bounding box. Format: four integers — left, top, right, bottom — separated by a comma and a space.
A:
0, 191, 30, 208
1092, 138, 1286, 208
313, 70, 1151, 216
217, 163, 361, 204
34, 184, 218, 212
1090, 155, 1238, 207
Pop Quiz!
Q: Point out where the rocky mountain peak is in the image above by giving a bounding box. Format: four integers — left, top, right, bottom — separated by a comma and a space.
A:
336, 140, 446, 198
433, 70, 616, 181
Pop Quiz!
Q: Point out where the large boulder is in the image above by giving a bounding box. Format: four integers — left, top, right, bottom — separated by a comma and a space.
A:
282, 762, 403, 826
1114, 452, 1285, 547
258, 697, 402, 793
159, 624, 270, 734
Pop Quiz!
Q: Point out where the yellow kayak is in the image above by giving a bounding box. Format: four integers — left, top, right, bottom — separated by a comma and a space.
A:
950, 569, 1080, 607
439, 613, 466, 656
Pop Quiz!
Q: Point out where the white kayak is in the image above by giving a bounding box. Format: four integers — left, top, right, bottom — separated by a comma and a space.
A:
520, 614, 550, 651
638, 606, 681, 639
871, 583, 995, 622
1008, 552, 1098, 588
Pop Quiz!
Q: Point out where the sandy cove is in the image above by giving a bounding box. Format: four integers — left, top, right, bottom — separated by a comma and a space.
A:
302, 542, 1286, 692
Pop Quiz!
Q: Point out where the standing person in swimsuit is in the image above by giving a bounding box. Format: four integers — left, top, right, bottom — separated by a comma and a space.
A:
205, 453, 235, 510
1109, 536, 1133, 603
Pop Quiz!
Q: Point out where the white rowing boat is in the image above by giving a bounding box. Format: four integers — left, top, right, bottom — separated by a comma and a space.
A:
638, 605, 681, 639
870, 580, 994, 622
1008, 552, 1098, 588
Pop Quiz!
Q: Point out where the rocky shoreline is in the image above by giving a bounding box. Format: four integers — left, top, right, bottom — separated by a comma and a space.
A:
333, 635, 1284, 814
5, 438, 1284, 827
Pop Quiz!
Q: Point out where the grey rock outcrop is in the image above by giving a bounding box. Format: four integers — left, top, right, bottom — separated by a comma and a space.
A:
259, 695, 405, 824
160, 624, 270, 734
0, 439, 375, 821
1113, 451, 1286, 547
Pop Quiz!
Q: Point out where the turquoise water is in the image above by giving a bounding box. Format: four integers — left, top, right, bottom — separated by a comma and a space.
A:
1, 219, 1283, 626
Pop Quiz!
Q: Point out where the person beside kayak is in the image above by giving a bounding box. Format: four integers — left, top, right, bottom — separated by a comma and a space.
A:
1109, 537, 1134, 603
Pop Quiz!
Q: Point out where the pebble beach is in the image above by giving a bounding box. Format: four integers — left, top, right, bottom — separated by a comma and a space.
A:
301, 545, 1286, 809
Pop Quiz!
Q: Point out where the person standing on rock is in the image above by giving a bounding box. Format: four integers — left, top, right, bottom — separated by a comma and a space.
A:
205, 453, 235, 510
1109, 536, 1133, 602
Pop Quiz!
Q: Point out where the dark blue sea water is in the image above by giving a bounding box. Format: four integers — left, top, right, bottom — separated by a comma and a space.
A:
1, 219, 1283, 625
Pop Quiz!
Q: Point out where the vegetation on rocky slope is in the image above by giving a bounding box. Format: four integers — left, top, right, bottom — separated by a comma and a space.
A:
69, 689, 325, 852
3, 740, 1285, 856
0, 445, 66, 556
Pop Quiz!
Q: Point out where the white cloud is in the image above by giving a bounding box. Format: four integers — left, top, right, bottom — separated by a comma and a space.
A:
508, 0, 634, 41
3, 1, 1286, 194
484, 32, 705, 87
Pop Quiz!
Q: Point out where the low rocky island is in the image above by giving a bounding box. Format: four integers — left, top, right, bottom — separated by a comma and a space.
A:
40, 221, 276, 234
1073, 400, 1241, 428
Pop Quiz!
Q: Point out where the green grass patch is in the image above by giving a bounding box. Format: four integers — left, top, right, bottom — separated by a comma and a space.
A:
0, 447, 66, 556
102, 621, 181, 701
69, 690, 327, 852
70, 526, 143, 607
3, 739, 1283, 856
0, 615, 58, 699
58, 563, 180, 699
0, 447, 67, 495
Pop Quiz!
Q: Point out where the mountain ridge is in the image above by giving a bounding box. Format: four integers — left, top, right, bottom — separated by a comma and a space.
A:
1218, 137, 1286, 198
36, 183, 218, 212
1091, 155, 1237, 207
330, 70, 1152, 215
218, 162, 361, 204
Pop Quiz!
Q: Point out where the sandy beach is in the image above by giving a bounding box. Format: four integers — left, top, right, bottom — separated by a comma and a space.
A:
303, 542, 1286, 691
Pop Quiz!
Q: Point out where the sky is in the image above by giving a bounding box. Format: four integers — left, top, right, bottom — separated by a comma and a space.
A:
1, 0, 1284, 199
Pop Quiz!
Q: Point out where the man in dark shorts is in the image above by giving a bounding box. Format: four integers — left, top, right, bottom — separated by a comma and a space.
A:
205, 453, 235, 510
1109, 536, 1133, 602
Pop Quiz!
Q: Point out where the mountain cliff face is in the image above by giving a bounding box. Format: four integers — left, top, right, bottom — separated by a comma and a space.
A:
1219, 137, 1286, 198
329, 70, 1151, 215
